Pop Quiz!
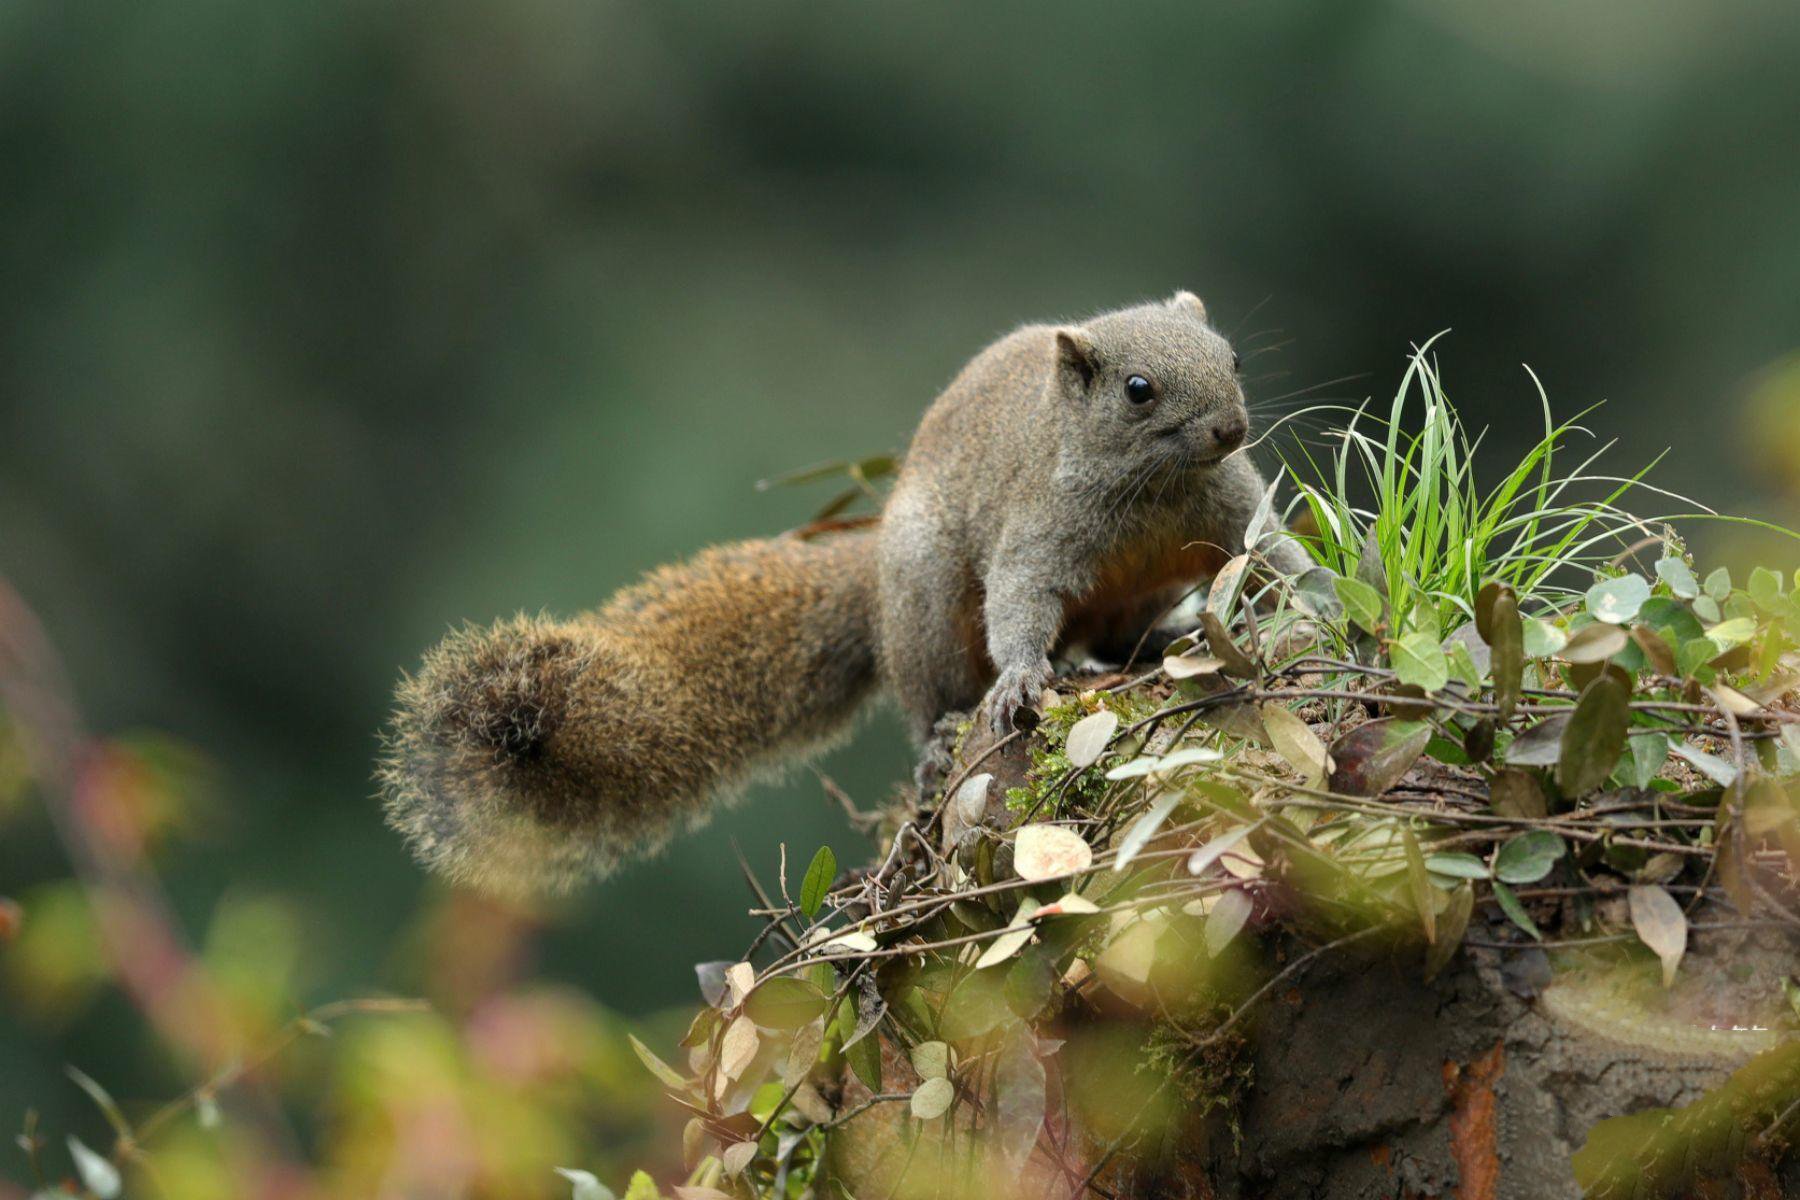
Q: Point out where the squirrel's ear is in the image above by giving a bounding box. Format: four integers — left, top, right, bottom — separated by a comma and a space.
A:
1168, 290, 1208, 321
1054, 328, 1099, 393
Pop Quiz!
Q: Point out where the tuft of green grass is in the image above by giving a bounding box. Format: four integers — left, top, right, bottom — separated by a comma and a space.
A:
1275, 337, 1785, 636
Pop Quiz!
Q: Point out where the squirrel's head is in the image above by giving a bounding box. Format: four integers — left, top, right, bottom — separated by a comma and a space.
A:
1050, 290, 1249, 480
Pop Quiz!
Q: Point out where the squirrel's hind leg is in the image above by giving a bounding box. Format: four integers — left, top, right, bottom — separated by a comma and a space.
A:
912, 710, 970, 797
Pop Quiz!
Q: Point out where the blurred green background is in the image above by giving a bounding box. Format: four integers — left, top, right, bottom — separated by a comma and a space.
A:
4, 0, 1800, 1190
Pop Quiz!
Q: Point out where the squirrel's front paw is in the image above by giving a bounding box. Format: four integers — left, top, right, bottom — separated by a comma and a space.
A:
978, 663, 1053, 737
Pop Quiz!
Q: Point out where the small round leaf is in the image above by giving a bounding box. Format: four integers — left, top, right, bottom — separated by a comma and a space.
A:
1065, 710, 1119, 769
1013, 824, 1093, 881
911, 1076, 956, 1120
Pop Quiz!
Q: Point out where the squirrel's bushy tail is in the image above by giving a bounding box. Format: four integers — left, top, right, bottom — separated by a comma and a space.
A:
379, 530, 880, 896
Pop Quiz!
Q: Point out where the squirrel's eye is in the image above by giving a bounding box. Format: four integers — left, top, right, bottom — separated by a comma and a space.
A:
1231, 350, 1242, 372
1124, 375, 1155, 405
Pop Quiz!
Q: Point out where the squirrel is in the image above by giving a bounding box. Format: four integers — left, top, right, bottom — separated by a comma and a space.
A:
379, 291, 1309, 895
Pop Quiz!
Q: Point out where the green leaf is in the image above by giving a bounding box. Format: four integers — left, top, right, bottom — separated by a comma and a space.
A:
840, 985, 886, 1060
1628, 884, 1688, 988
555, 1169, 618, 1200
1446, 639, 1483, 691
1655, 557, 1699, 599
1586, 575, 1650, 624
1390, 631, 1449, 693
1334, 576, 1386, 635
1463, 719, 1498, 763
910, 1040, 949, 1080
1504, 715, 1568, 767
1492, 880, 1542, 941
1327, 718, 1432, 797
1426, 733, 1470, 766
938, 968, 1012, 1042
1703, 566, 1732, 602
1557, 674, 1629, 797
1638, 596, 1705, 642
1186, 824, 1256, 876
1748, 565, 1786, 613
1426, 852, 1491, 880
1107, 745, 1222, 781
745, 977, 830, 1029
1208, 553, 1250, 617
1629, 624, 1677, 677
1205, 888, 1254, 956
1705, 617, 1757, 654
1005, 950, 1057, 1020
1112, 791, 1183, 871
1261, 703, 1330, 785
1562, 622, 1628, 664
1243, 478, 1280, 551
974, 901, 1040, 970
1425, 884, 1474, 981
845, 1023, 882, 1091
800, 845, 836, 919
1494, 831, 1567, 885
992, 1027, 1047, 1173
1064, 709, 1120, 769
628, 1033, 691, 1090
784, 1017, 826, 1087
1489, 768, 1548, 818
1355, 525, 1387, 595
1410, 598, 1441, 642
622, 1170, 663, 1200
911, 1076, 955, 1120
1200, 610, 1258, 677
721, 1141, 759, 1179
1522, 617, 1567, 658
1474, 580, 1509, 644
1671, 740, 1738, 787
1677, 636, 1717, 677
1403, 828, 1436, 944
1488, 589, 1524, 721
1622, 732, 1669, 789
67, 1137, 121, 1200
1291, 566, 1345, 621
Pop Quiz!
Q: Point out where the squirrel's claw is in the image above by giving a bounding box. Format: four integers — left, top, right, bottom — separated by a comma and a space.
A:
978, 662, 1052, 738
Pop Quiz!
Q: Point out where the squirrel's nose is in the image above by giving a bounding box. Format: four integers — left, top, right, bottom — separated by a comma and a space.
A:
1209, 415, 1248, 452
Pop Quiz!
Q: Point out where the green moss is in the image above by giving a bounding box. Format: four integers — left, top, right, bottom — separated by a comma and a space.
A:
1002, 690, 1161, 822
1146, 1021, 1253, 1154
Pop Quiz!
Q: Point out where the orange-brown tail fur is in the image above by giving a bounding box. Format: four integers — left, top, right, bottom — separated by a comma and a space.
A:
379, 530, 880, 895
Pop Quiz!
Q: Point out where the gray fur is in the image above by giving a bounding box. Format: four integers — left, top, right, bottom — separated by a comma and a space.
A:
879, 291, 1306, 739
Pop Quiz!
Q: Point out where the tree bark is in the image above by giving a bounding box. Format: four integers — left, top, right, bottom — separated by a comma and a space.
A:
1178, 940, 1798, 1199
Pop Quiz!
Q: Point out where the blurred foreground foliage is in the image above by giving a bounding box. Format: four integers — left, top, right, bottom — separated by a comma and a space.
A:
0, 701, 675, 1199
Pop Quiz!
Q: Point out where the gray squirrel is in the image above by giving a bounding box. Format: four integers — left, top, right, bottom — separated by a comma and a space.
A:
380, 292, 1309, 894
